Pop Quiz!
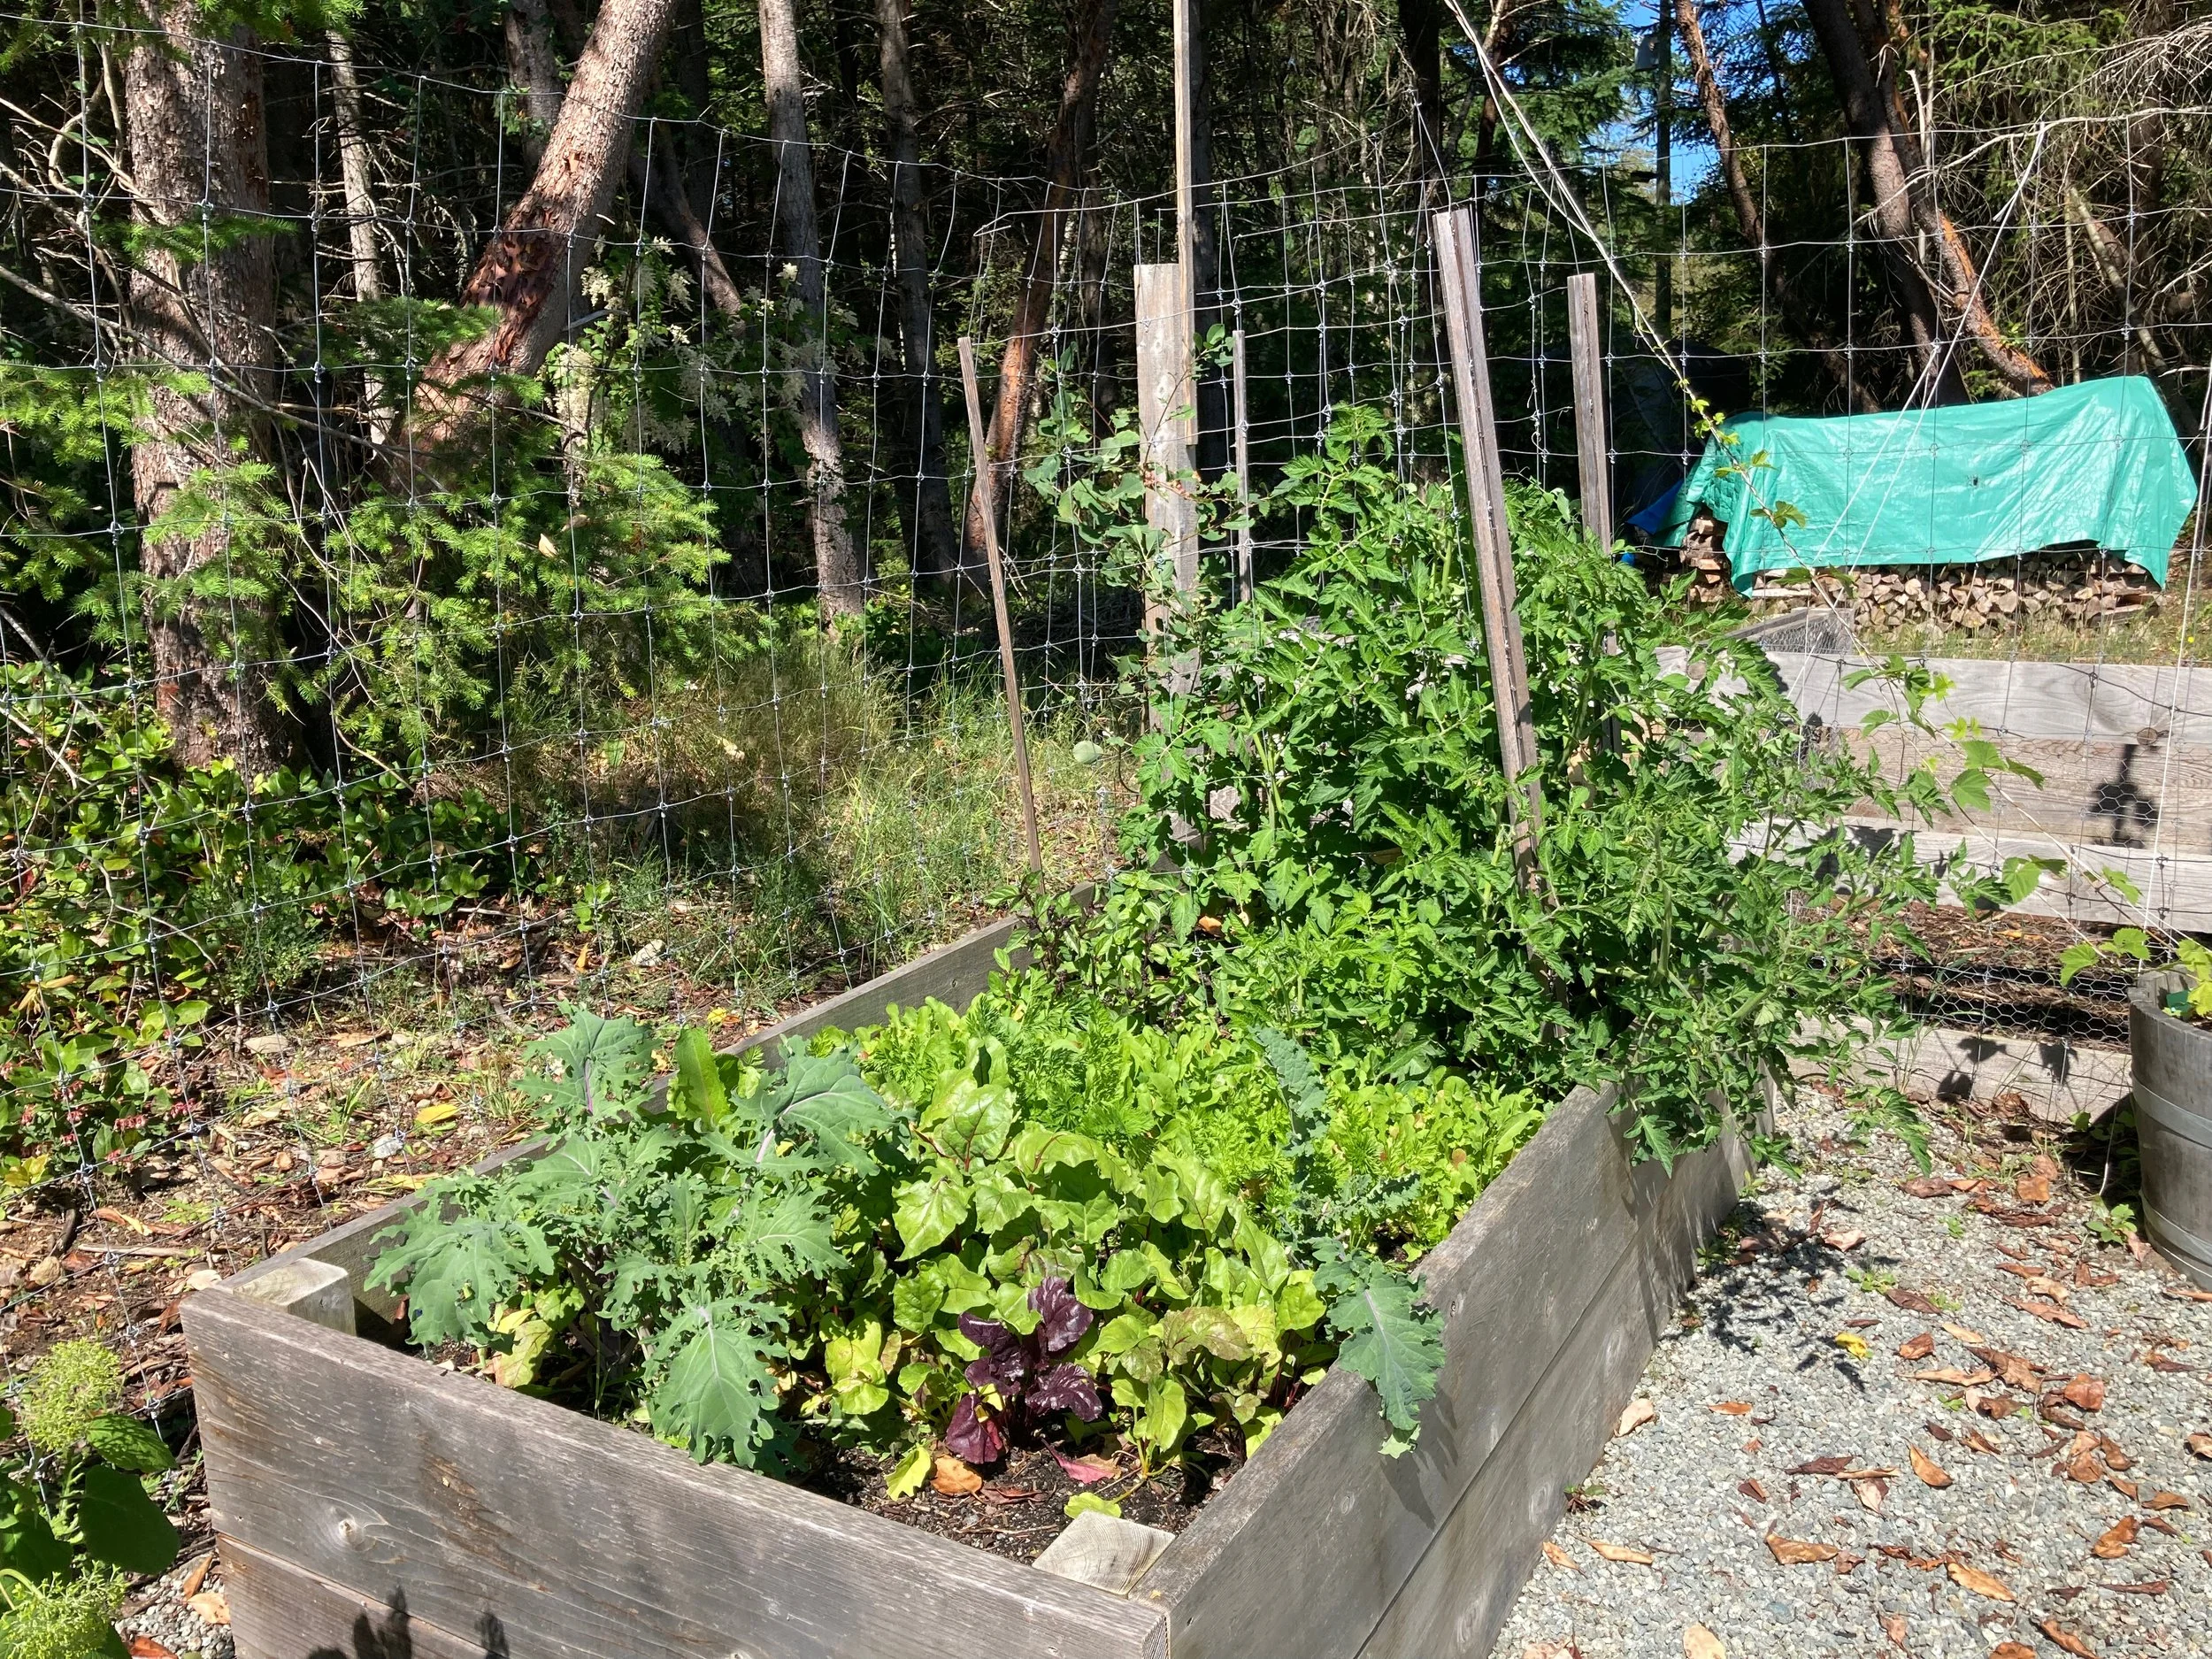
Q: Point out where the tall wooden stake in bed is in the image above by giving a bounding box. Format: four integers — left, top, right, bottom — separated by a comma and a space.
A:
1566, 271, 1614, 554
956, 336, 1044, 876
1432, 206, 1546, 885
1231, 326, 1255, 607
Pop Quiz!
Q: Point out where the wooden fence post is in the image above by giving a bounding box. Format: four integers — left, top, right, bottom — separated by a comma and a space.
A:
1566, 271, 1614, 553
1231, 326, 1254, 607
1432, 207, 1546, 879
956, 335, 1044, 877
1134, 262, 1201, 640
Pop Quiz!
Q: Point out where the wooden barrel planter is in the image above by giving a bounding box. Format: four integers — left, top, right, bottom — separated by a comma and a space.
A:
183, 918, 1754, 1659
2130, 972, 2212, 1290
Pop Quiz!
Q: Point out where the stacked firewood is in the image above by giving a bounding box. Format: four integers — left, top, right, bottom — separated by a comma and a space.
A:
1680, 543, 2161, 630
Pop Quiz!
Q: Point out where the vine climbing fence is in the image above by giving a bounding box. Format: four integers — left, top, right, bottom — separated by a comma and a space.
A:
0, 18, 2206, 1428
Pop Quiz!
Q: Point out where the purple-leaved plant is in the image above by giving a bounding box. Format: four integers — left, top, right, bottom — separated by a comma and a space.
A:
942, 1276, 1102, 1463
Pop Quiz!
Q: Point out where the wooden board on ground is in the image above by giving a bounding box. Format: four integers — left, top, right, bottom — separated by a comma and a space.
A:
1831, 1026, 2131, 1125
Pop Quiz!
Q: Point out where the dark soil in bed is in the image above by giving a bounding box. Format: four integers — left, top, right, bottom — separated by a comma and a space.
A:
796, 1424, 1252, 1563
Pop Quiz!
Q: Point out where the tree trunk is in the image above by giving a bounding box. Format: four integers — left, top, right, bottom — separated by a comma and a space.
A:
761, 0, 864, 617
631, 134, 746, 319
504, 0, 569, 166
126, 4, 293, 775
875, 0, 959, 583
410, 0, 680, 450
326, 28, 392, 442
1398, 0, 1447, 185
1673, 0, 1876, 411
960, 0, 1119, 570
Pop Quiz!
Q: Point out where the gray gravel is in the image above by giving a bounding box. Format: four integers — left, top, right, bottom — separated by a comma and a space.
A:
119, 1555, 234, 1659
1490, 1088, 2212, 1659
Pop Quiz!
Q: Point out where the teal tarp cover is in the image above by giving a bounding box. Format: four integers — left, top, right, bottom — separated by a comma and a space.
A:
1657, 375, 2199, 588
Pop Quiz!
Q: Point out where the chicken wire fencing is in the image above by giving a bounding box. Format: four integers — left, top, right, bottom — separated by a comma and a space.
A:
0, 15, 2204, 1401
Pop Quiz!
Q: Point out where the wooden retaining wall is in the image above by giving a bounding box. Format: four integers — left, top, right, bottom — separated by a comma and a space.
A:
187, 918, 1750, 1659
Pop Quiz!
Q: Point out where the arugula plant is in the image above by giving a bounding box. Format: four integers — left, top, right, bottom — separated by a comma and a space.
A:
0, 1341, 181, 1659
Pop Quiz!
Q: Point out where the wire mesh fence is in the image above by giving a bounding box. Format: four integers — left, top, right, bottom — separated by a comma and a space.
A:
0, 18, 2205, 1430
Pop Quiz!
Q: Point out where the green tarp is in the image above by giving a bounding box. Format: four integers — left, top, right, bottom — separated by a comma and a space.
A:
1657, 376, 2199, 588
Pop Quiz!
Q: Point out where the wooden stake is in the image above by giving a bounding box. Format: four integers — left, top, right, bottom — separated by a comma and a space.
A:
1172, 0, 1199, 337
1566, 271, 1615, 553
1231, 326, 1254, 607
956, 335, 1043, 877
1134, 262, 1201, 637
1432, 207, 1545, 879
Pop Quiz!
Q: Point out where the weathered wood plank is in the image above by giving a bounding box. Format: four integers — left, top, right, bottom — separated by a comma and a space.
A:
184, 1289, 1165, 1659
224, 1537, 496, 1659
1768, 649, 2212, 744
1141, 1087, 1745, 1658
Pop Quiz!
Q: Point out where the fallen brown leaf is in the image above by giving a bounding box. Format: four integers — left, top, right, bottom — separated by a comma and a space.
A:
2101, 1579, 2168, 1595
1996, 1261, 2044, 1279
127, 1640, 179, 1659
1738, 1478, 1768, 1502
2065, 1455, 2105, 1483
1766, 1535, 1839, 1565
176, 1552, 213, 1601
2062, 1375, 2106, 1410
1880, 1613, 1907, 1647
2011, 1295, 2087, 1329
1909, 1445, 1952, 1488
1682, 1624, 1724, 1659
2187, 1431, 2212, 1459
1942, 1322, 1990, 1345
2025, 1274, 2072, 1300
1902, 1175, 1956, 1197
1974, 1391, 2023, 1419
1946, 1561, 2015, 1601
2092, 1517, 2138, 1559
2016, 1174, 2053, 1204
2099, 1435, 2133, 1471
1710, 1401, 1753, 1415
2038, 1619, 2101, 1659
1822, 1229, 1865, 1251
2140, 1515, 2177, 1538
2040, 1399, 2086, 1431
1964, 1427, 2002, 1454
2146, 1353, 2197, 1373
1896, 1332, 1935, 1360
2108, 1473, 2138, 1499
1616, 1398, 1657, 1438
1589, 1539, 1655, 1565
1542, 1540, 1579, 1572
1851, 1477, 1887, 1514
2146, 1490, 2192, 1510
185, 1591, 230, 1627
932, 1455, 983, 1496
1886, 1286, 1941, 1315
1968, 1346, 2046, 1389
1913, 1366, 1998, 1386
1521, 1645, 1578, 1659
1787, 1455, 1855, 1475
1991, 1645, 2036, 1659
1924, 1419, 1955, 1441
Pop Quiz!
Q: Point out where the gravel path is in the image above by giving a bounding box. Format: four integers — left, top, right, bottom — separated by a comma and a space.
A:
1490, 1088, 2212, 1659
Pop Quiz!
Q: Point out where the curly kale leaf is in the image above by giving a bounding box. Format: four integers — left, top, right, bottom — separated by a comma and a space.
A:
519, 1007, 655, 1128
368, 1198, 556, 1348
649, 1299, 783, 1464
1313, 1244, 1443, 1448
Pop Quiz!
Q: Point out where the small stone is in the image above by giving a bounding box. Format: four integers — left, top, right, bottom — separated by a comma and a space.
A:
371, 1133, 405, 1160
243, 1033, 291, 1057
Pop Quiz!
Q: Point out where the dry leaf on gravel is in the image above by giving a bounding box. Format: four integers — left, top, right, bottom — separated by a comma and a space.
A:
1945, 1561, 2015, 1601
2101, 1579, 2168, 1594
1787, 1455, 1855, 1475
1880, 1613, 1907, 1647
1964, 1428, 2003, 1454
2038, 1620, 2101, 1658
1710, 1400, 1753, 1415
1968, 1347, 2045, 1389
2092, 1517, 2139, 1558
1822, 1229, 1865, 1250
1833, 1331, 1871, 1361
932, 1456, 983, 1496
2016, 1174, 2053, 1204
1682, 1624, 1724, 1659
1851, 1477, 1887, 1513
184, 1591, 231, 1626
2099, 1435, 2133, 1471
1589, 1540, 1655, 1565
1909, 1446, 1953, 1487
2147, 1352, 2200, 1373
1886, 1286, 1940, 1315
2186, 1431, 2212, 1459
176, 1554, 212, 1601
1616, 1398, 1656, 1438
1542, 1540, 1579, 1572
1896, 1333, 1935, 1360
127, 1640, 179, 1659
2062, 1375, 2107, 1410
1913, 1366, 1998, 1386
1902, 1175, 1956, 1197
1766, 1535, 1839, 1565
1991, 1644, 2036, 1659
1738, 1478, 1768, 1502
1942, 1322, 1990, 1345
2011, 1296, 2087, 1328
1521, 1646, 1578, 1659
2146, 1490, 2192, 1510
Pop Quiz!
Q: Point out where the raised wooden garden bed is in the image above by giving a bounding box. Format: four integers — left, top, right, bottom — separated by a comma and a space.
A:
185, 918, 1753, 1659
